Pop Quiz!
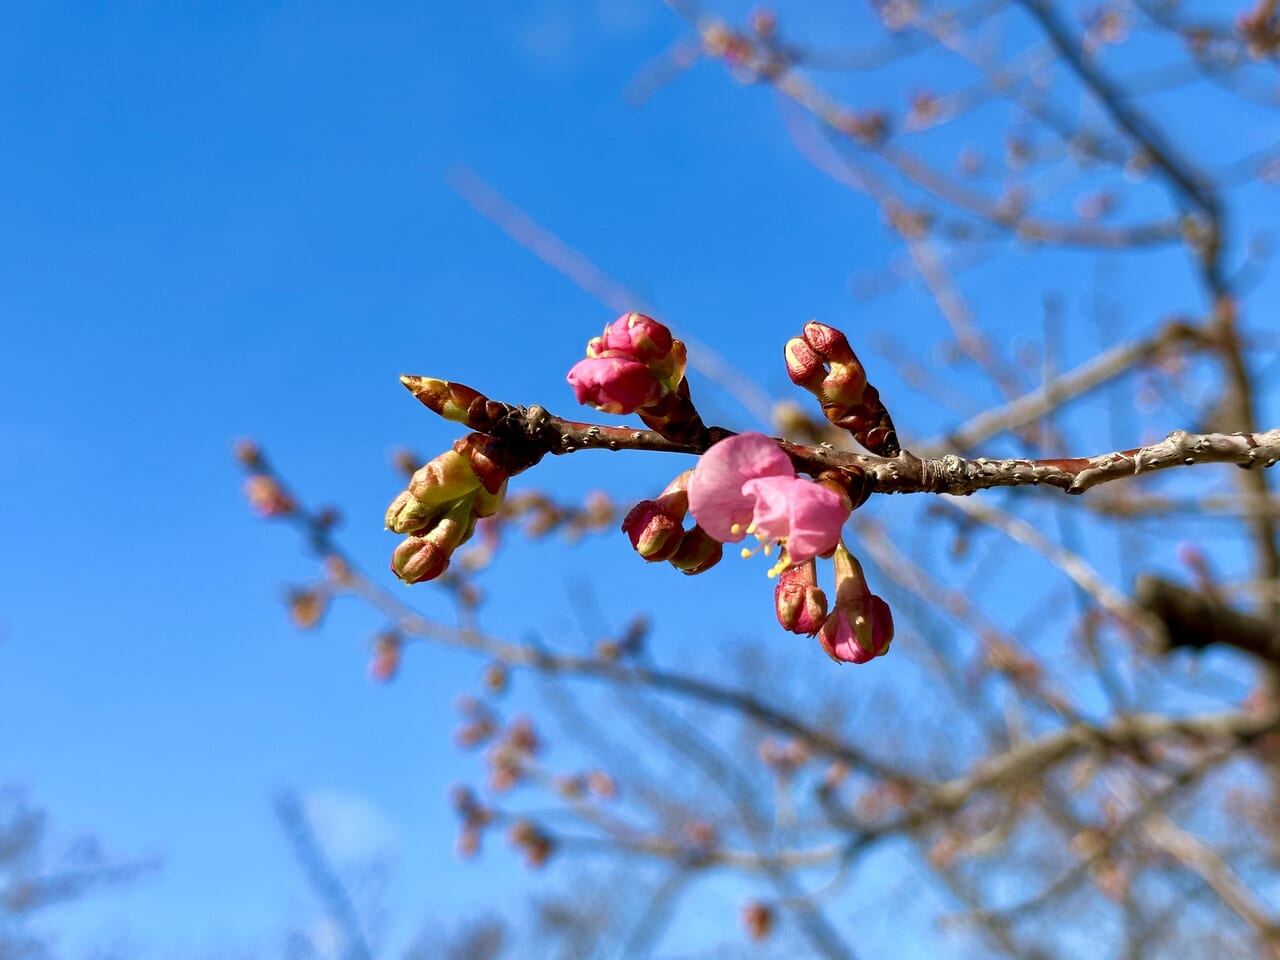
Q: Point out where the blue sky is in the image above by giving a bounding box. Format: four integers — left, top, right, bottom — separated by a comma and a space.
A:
3, 1, 1278, 957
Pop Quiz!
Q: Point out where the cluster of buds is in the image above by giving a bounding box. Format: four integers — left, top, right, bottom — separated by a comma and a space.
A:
620, 470, 723, 575
385, 432, 512, 585
784, 320, 900, 456
771, 545, 894, 665
567, 312, 709, 445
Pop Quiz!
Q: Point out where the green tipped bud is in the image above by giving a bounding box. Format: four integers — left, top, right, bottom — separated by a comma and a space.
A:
385, 490, 444, 534
407, 449, 484, 505
400, 376, 512, 433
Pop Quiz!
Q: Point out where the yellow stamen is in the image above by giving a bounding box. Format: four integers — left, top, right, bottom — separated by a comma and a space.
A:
730, 523, 742, 535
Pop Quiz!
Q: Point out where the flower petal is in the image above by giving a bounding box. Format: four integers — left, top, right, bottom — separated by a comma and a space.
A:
688, 433, 792, 541
741, 475, 848, 564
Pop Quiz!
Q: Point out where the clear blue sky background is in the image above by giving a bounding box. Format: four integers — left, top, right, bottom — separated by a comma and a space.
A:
3, 1, 1277, 957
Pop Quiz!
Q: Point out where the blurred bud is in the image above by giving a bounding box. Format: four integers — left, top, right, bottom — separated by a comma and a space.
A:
232, 438, 263, 467
586, 770, 618, 799
323, 555, 350, 583
456, 827, 481, 859
244, 474, 295, 517
750, 7, 777, 39
774, 560, 827, 635
684, 821, 718, 848
369, 632, 402, 682
482, 662, 508, 695
507, 715, 541, 755
741, 901, 774, 941
286, 588, 328, 630
508, 820, 554, 869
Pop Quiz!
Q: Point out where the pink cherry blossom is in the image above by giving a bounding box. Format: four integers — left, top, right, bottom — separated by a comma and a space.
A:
687, 432, 849, 565
567, 356, 660, 414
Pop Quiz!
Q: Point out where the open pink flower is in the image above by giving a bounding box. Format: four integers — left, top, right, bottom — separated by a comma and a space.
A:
687, 432, 849, 565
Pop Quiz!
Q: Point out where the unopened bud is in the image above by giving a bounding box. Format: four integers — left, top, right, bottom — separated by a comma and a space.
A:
818, 544, 894, 664
598, 312, 674, 362
784, 336, 826, 392
391, 534, 450, 584
621, 491, 687, 562
774, 561, 827, 635
385, 490, 442, 534
453, 433, 510, 495
400, 376, 511, 433
668, 525, 724, 574
407, 448, 484, 505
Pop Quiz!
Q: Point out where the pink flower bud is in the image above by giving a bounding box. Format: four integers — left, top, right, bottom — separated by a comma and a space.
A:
598, 312, 674, 362
621, 485, 688, 562
567, 356, 661, 414
818, 544, 894, 663
774, 561, 828, 635
784, 337, 825, 392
